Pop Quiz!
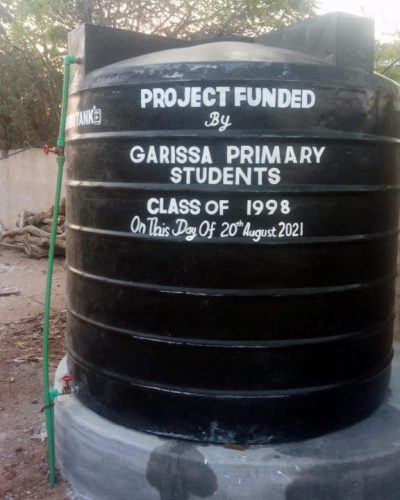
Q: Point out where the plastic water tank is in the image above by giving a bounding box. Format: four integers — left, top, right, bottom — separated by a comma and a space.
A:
65, 40, 400, 443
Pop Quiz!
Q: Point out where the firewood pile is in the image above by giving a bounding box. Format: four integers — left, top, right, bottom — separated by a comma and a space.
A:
0, 199, 66, 258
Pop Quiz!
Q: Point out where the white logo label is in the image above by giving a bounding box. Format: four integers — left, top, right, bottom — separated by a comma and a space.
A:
66, 106, 102, 130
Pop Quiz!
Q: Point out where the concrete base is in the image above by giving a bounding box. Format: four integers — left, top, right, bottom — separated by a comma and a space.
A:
55, 347, 400, 500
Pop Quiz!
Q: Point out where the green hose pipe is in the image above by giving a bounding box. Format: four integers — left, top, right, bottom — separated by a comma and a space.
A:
42, 54, 78, 487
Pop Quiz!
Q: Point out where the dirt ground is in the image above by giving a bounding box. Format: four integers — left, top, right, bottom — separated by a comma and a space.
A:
1, 247, 399, 500
0, 249, 68, 499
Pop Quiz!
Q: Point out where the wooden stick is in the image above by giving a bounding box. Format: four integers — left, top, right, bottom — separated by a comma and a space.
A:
0, 242, 24, 249
0, 225, 51, 241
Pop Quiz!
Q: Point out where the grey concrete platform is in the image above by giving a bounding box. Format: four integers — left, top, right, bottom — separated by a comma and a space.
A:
55, 347, 400, 500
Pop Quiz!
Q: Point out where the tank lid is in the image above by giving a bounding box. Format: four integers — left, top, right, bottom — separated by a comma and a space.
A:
106, 41, 328, 69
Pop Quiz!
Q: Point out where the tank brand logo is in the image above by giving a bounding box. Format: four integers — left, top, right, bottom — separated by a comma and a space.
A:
66, 106, 102, 130
140, 87, 316, 109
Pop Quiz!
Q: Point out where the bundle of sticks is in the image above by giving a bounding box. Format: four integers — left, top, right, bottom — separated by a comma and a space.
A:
0, 199, 66, 258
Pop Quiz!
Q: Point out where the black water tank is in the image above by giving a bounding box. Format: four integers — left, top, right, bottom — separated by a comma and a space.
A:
66, 35, 400, 443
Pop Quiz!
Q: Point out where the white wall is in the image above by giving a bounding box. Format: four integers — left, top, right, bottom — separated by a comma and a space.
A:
0, 149, 66, 230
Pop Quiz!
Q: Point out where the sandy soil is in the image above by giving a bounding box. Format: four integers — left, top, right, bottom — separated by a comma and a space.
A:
0, 249, 68, 499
